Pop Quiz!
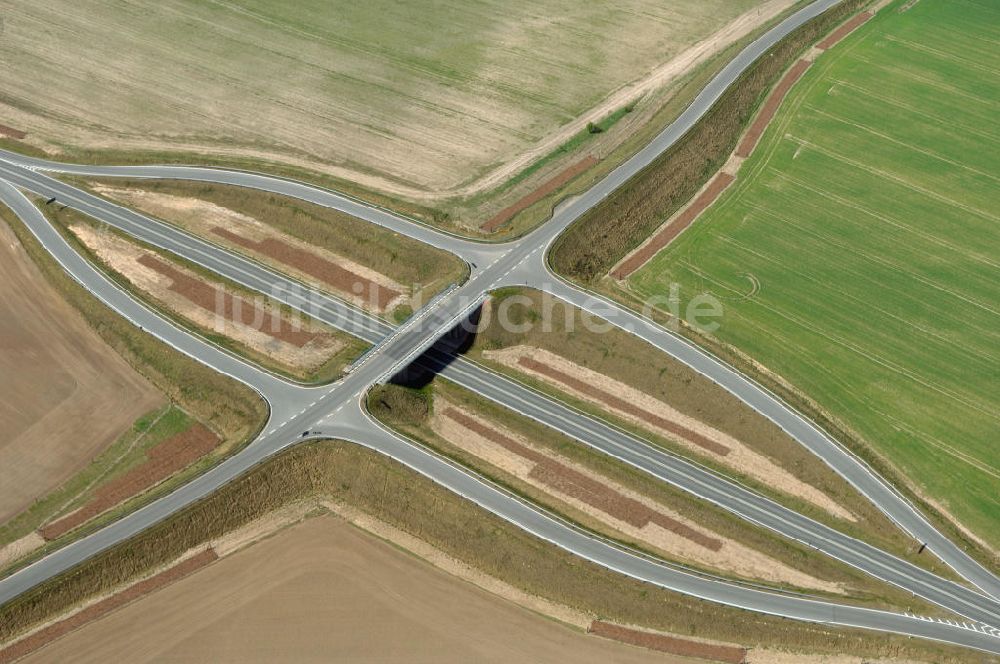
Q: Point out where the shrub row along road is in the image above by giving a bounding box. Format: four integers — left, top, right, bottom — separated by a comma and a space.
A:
2, 0, 1000, 653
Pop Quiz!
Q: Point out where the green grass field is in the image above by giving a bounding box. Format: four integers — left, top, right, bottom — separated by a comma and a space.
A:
630, 0, 1000, 551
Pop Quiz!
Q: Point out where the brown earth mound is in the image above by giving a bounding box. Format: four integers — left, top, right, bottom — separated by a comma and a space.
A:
735, 59, 812, 159
515, 357, 731, 456
589, 621, 747, 663
211, 227, 400, 310
41, 425, 219, 540
136, 253, 318, 347
612, 172, 735, 279
817, 12, 873, 50
444, 408, 721, 551
481, 156, 598, 232
0, 125, 27, 140
0, 549, 218, 664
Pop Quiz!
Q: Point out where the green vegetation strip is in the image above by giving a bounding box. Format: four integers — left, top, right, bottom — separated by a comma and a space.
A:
549, 0, 869, 283
0, 441, 975, 663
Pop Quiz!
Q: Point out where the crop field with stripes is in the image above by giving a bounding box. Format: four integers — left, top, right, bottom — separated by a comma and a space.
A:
630, 0, 1000, 549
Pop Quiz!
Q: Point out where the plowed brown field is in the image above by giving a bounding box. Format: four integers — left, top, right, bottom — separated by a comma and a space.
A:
0, 219, 163, 524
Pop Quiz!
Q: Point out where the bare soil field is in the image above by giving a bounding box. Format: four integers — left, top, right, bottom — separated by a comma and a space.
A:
19, 516, 688, 664
0, 220, 163, 525
0, 1, 795, 209
68, 222, 348, 378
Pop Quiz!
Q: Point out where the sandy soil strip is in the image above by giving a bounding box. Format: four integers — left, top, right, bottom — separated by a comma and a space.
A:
433, 401, 842, 592
0, 125, 27, 140
485, 346, 854, 522
736, 59, 813, 158
589, 621, 747, 664
612, 172, 736, 279
0, 549, 218, 664
817, 12, 874, 50
211, 227, 401, 311
40, 424, 219, 540
71, 223, 343, 370
481, 156, 598, 232
91, 186, 406, 313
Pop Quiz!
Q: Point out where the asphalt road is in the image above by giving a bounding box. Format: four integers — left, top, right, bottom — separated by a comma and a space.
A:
2, 0, 999, 653
1, 180, 999, 651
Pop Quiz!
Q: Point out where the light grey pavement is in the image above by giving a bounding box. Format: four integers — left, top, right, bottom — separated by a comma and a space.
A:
2, 0, 999, 653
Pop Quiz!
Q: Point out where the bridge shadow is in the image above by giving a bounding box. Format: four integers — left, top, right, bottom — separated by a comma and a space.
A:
388, 304, 484, 388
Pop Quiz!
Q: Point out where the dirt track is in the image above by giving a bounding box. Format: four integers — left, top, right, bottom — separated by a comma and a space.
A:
0, 220, 163, 524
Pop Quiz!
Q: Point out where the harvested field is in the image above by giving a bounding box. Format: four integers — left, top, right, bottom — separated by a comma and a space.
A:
68, 222, 348, 377
613, 172, 736, 278
0, 218, 163, 525
481, 155, 598, 232
40, 424, 219, 540
2, 0, 788, 206
589, 621, 747, 664
431, 400, 842, 592
550, 0, 869, 282
17, 516, 682, 664
0, 549, 217, 664
629, 0, 1000, 552
484, 345, 852, 521
89, 182, 453, 313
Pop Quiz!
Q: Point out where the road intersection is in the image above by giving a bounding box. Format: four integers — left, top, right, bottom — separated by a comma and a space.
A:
1, 0, 999, 654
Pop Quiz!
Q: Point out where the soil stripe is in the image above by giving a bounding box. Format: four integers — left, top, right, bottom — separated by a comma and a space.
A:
41, 425, 219, 540
817, 12, 873, 50
0, 549, 218, 664
136, 253, 319, 347
443, 408, 722, 551
515, 357, 731, 456
611, 172, 736, 279
0, 125, 27, 140
481, 156, 598, 232
211, 227, 400, 310
735, 58, 812, 159
589, 621, 747, 663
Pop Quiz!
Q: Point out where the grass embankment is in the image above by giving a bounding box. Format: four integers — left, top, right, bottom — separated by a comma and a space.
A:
549, 0, 868, 282
78, 177, 468, 311
627, 0, 1000, 559
0, 406, 190, 549
368, 380, 932, 610
0, 440, 978, 664
42, 203, 368, 384
464, 288, 952, 577
0, 205, 266, 556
